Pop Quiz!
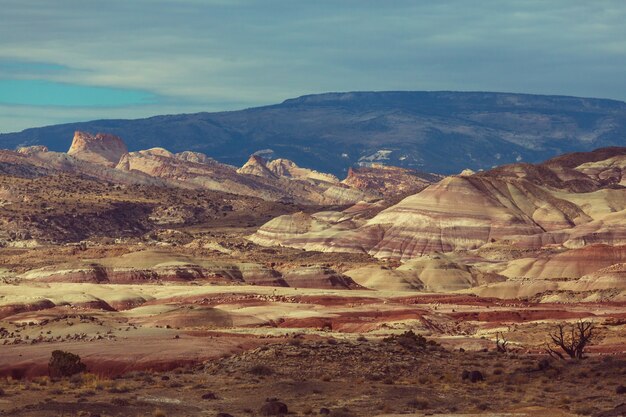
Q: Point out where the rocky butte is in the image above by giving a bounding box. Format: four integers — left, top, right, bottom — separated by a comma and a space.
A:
67, 131, 128, 167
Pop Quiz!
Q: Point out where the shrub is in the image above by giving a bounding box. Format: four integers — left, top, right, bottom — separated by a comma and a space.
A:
249, 365, 274, 376
288, 338, 302, 346
461, 370, 484, 382
260, 399, 288, 415
201, 391, 218, 400
48, 350, 86, 378
383, 330, 427, 351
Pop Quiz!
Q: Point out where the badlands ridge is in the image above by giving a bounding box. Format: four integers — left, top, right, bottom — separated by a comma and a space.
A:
1, 131, 626, 299
0, 131, 625, 416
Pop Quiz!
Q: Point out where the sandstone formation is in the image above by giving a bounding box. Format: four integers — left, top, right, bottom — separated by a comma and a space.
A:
117, 147, 373, 205
266, 158, 340, 183
281, 265, 360, 289
16, 145, 48, 155
498, 244, 626, 280
2, 131, 379, 207
252, 148, 626, 262
15, 250, 374, 290
236, 155, 278, 178
342, 164, 442, 199
67, 131, 128, 167
345, 254, 506, 292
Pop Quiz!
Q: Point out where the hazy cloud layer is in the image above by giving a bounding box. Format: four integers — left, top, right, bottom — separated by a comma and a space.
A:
1, 0, 625, 132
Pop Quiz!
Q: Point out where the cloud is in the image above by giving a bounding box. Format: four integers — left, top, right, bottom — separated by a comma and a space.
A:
0, 0, 625, 132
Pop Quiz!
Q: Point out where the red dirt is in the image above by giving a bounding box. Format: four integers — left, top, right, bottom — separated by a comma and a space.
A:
0, 334, 265, 379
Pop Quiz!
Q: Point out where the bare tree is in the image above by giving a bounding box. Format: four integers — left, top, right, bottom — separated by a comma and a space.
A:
545, 321, 594, 360
495, 332, 509, 353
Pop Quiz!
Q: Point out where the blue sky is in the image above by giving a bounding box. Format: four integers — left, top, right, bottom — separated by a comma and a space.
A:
1, 0, 625, 133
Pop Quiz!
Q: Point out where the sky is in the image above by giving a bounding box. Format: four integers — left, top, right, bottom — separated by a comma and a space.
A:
1, 0, 625, 133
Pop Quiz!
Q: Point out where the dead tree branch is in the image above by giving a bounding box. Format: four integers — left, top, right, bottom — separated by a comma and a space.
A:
545, 321, 594, 360
496, 332, 509, 353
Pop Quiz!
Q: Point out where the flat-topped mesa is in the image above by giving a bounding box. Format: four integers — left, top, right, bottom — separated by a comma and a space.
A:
67, 131, 128, 167
236, 155, 277, 178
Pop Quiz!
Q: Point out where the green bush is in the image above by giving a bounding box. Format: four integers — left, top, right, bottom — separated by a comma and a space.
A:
48, 350, 86, 378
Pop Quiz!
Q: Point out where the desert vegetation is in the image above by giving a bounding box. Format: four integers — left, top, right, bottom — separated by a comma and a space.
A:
0, 334, 624, 416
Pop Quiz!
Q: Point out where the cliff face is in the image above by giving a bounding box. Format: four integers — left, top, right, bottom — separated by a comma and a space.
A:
67, 131, 128, 167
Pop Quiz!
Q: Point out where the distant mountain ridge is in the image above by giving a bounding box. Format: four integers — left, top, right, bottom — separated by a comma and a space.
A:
2, 91, 626, 175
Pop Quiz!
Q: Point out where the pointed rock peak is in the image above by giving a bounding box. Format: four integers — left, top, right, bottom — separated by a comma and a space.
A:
249, 154, 268, 164
68, 131, 128, 167
266, 158, 297, 176
237, 154, 277, 178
